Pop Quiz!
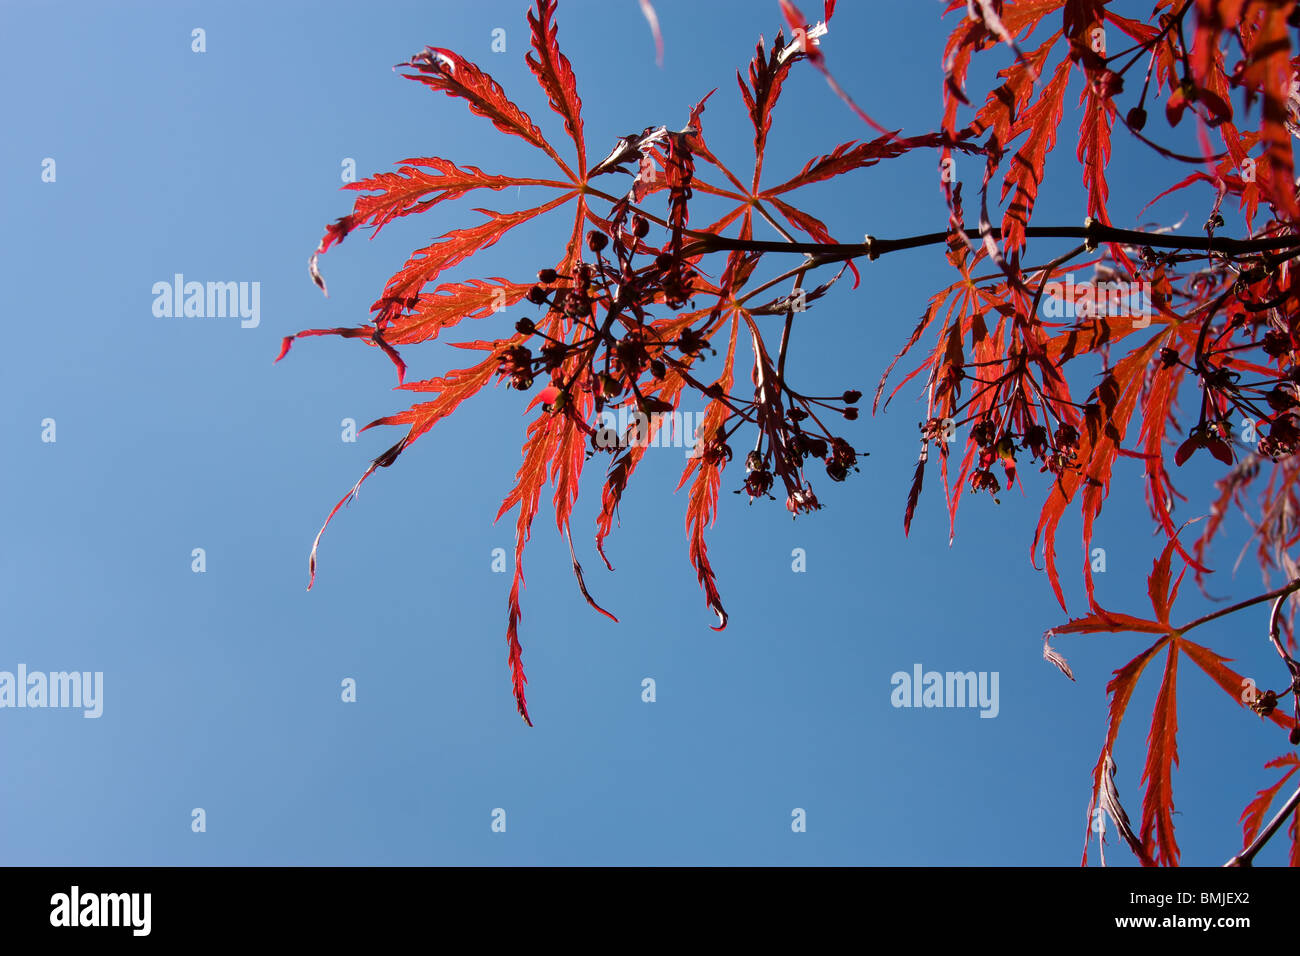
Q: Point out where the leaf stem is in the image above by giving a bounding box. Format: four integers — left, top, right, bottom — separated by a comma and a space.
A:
1178, 578, 1300, 635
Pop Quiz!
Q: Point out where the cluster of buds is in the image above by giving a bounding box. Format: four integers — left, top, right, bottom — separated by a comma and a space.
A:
526, 263, 596, 322
1249, 688, 1279, 717
737, 389, 864, 513
962, 418, 1082, 500
1041, 424, 1080, 476
495, 131, 868, 523
825, 437, 859, 482
699, 431, 733, 466
1259, 415, 1300, 460
785, 483, 821, 515
969, 468, 1001, 500
497, 344, 534, 391
743, 450, 775, 499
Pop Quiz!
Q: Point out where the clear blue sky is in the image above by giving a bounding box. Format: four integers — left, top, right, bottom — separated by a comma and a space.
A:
1, 0, 1293, 865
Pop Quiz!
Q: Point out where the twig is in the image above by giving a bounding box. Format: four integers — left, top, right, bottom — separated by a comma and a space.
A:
1225, 780, 1300, 866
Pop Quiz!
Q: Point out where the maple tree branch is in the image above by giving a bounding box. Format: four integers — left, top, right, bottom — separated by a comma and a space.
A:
1225, 780, 1300, 866
688, 224, 1300, 261
582, 183, 1300, 271
1178, 578, 1300, 635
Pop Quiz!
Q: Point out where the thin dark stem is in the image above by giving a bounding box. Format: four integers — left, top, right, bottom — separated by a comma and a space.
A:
582, 182, 1300, 264
1178, 579, 1300, 635
1225, 781, 1300, 866
688, 224, 1300, 261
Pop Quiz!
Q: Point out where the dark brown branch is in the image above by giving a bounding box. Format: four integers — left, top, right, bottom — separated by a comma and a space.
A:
1225, 781, 1300, 867
687, 223, 1300, 261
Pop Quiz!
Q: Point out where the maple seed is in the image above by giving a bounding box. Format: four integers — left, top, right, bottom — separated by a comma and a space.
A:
1266, 386, 1298, 412
526, 285, 548, 304
843, 407, 859, 421
677, 328, 708, 356
743, 468, 774, 499
1263, 330, 1291, 358
633, 215, 650, 238
1159, 347, 1179, 368
649, 359, 666, 379
970, 469, 1001, 501
537, 268, 558, 283
803, 435, 828, 459
515, 317, 536, 336
1291, 726, 1300, 747
1023, 424, 1048, 458
1126, 106, 1147, 131
842, 389, 862, 404
598, 373, 622, 398
586, 230, 608, 253
1250, 689, 1278, 717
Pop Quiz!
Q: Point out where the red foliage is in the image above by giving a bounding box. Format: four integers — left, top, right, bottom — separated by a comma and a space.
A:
285, 0, 1300, 864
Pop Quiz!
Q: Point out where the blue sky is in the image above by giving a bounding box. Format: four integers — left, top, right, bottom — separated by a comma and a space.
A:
2, 0, 1295, 865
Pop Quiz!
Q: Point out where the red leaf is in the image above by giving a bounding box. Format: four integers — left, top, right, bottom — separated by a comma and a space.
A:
401, 45, 577, 181
525, 0, 587, 176
383, 279, 531, 347
1240, 754, 1300, 848
1180, 639, 1295, 732
1083, 637, 1169, 866
737, 28, 797, 190
778, 0, 893, 136
1139, 644, 1181, 866
1232, 2, 1299, 219
306, 352, 502, 589
1034, 334, 1164, 611
762, 134, 923, 195
380, 194, 575, 303
678, 317, 740, 629
1001, 56, 1072, 253
1051, 609, 1167, 636
342, 159, 568, 239
1077, 71, 1117, 224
